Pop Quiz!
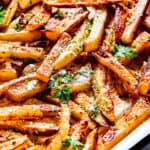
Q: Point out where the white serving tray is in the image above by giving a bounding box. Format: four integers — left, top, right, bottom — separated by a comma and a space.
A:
112, 119, 150, 150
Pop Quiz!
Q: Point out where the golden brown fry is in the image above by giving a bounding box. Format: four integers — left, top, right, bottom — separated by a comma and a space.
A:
54, 20, 90, 70
0, 104, 60, 121
138, 57, 150, 96
0, 0, 18, 28
18, 0, 42, 9
96, 97, 150, 150
0, 31, 42, 42
37, 33, 71, 82
46, 104, 70, 150
7, 79, 46, 102
0, 121, 59, 135
74, 93, 108, 126
44, 0, 121, 7
131, 32, 150, 54
93, 51, 138, 97
26, 7, 51, 31
121, 0, 149, 44
68, 101, 96, 129
0, 73, 37, 95
84, 6, 108, 52
0, 135, 30, 150
83, 128, 98, 150
45, 8, 88, 41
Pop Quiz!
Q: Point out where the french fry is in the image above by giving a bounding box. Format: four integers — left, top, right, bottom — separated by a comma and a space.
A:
0, 44, 44, 60
84, 6, 108, 52
37, 32, 71, 82
18, 0, 42, 9
74, 93, 108, 126
131, 32, 150, 54
44, 0, 121, 7
114, 6, 127, 42
93, 51, 138, 97
96, 97, 150, 150
0, 104, 61, 121
0, 61, 17, 81
68, 101, 96, 129
7, 79, 46, 101
0, 135, 30, 150
54, 21, 90, 70
143, 15, 150, 29
0, 0, 18, 28
26, 7, 51, 31
0, 121, 59, 135
138, 57, 150, 96
121, 0, 149, 44
83, 128, 98, 150
0, 73, 37, 95
45, 8, 88, 41
0, 31, 42, 42
46, 104, 70, 150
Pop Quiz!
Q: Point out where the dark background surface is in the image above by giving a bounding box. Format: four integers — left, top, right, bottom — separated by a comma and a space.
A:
131, 135, 150, 150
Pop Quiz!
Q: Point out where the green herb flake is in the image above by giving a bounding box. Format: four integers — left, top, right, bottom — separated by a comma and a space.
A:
63, 136, 83, 150
53, 9, 63, 19
85, 22, 92, 32
77, 66, 93, 77
53, 85, 71, 104
131, 41, 137, 47
24, 80, 37, 90
147, 36, 150, 41
105, 28, 113, 35
0, 6, 6, 24
112, 44, 137, 59
12, 23, 21, 32
90, 105, 100, 119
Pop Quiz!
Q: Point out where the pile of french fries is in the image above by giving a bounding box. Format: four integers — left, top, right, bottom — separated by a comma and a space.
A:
0, 0, 149, 149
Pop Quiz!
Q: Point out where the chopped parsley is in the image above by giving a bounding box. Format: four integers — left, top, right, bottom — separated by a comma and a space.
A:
105, 28, 113, 35
24, 80, 37, 90
85, 22, 92, 32
53, 85, 71, 104
63, 136, 83, 150
12, 23, 21, 32
77, 66, 93, 77
48, 70, 73, 88
0, 6, 6, 24
112, 44, 137, 59
90, 105, 100, 119
131, 41, 137, 47
53, 9, 63, 19
147, 36, 150, 41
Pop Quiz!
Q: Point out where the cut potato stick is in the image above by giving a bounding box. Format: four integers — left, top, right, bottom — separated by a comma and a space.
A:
45, 8, 88, 41
37, 32, 71, 82
74, 93, 108, 126
138, 57, 150, 96
18, 0, 42, 9
143, 15, 150, 29
131, 31, 150, 54
0, 73, 37, 94
54, 21, 90, 70
0, 31, 42, 42
0, 121, 59, 135
121, 0, 149, 44
44, 0, 121, 7
7, 79, 46, 102
68, 101, 96, 129
0, 44, 44, 60
114, 6, 127, 42
0, 0, 18, 28
84, 6, 108, 52
83, 128, 98, 150
46, 104, 70, 150
26, 7, 51, 31
93, 51, 138, 97
0, 135, 30, 150
0, 61, 17, 81
96, 97, 150, 150
0, 104, 60, 121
